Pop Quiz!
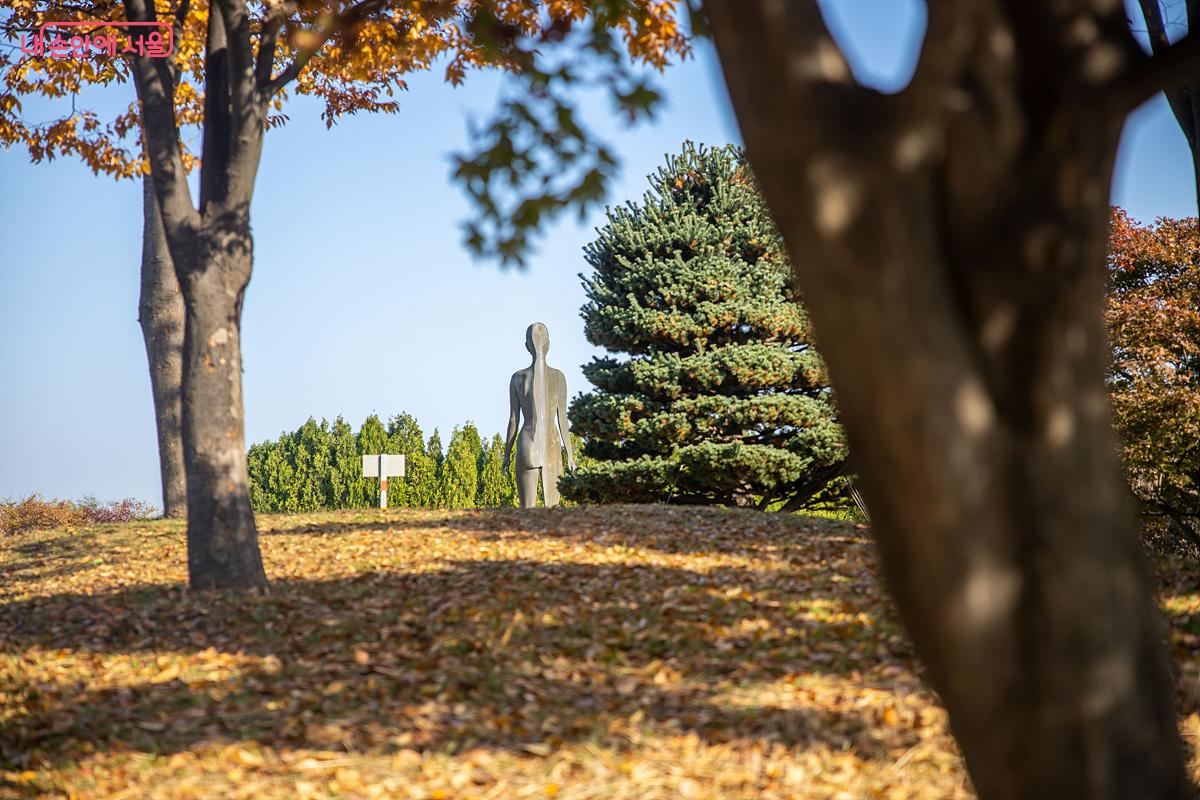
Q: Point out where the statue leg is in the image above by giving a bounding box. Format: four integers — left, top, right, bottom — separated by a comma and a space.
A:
517, 467, 539, 509
543, 463, 561, 508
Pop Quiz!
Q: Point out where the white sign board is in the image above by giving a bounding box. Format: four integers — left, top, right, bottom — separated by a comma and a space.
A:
362, 454, 406, 478
362, 454, 405, 509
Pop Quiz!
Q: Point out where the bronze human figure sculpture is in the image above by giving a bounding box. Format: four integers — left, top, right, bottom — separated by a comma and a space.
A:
503, 322, 576, 508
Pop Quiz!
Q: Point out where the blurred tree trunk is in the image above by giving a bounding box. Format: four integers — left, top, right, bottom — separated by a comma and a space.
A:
705, 2, 1198, 798
138, 175, 187, 519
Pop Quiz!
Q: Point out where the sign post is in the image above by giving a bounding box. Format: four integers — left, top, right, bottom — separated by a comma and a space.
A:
362, 454, 406, 509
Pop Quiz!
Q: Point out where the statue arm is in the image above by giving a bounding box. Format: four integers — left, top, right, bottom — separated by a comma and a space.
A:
503, 373, 520, 469
555, 372, 577, 471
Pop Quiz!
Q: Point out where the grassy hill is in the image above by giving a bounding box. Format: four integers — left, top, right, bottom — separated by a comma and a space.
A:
3, 506, 1198, 799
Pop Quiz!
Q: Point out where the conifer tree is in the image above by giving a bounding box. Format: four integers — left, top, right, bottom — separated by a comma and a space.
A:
290, 418, 333, 512
388, 413, 431, 508
247, 415, 508, 511
561, 143, 848, 509
246, 441, 271, 512
426, 429, 445, 485
254, 434, 295, 512
436, 424, 484, 509
478, 434, 512, 507
406, 451, 438, 509
358, 414, 390, 508
329, 416, 364, 509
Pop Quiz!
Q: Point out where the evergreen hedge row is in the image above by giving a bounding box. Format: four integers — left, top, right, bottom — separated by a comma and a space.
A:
246, 414, 520, 512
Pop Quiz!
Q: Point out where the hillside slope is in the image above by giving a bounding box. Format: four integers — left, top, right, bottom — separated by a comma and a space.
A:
2, 506, 1197, 799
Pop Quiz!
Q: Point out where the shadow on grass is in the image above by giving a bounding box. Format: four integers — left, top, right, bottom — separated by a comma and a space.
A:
0, 531, 107, 597
1, 554, 917, 772
261, 504, 867, 558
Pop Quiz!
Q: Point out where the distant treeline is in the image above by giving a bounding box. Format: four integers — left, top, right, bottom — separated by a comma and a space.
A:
246, 414, 521, 512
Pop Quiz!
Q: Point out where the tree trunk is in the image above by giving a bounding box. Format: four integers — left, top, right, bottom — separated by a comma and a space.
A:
1190, 135, 1200, 214
126, 0, 270, 590
175, 213, 266, 590
705, 3, 1191, 798
138, 175, 187, 519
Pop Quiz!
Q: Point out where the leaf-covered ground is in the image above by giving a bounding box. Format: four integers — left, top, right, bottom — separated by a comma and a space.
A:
2, 506, 1198, 799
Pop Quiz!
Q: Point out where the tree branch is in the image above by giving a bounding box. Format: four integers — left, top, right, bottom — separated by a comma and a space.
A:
1166, 508, 1200, 552
1117, 32, 1200, 109
213, 0, 257, 121
262, 0, 384, 96
255, 0, 291, 88
123, 0, 199, 242
200, 0, 231, 210
1137, 0, 1172, 52
165, 0, 191, 89
172, 0, 190, 50
1135, 0, 1196, 142
211, 0, 268, 208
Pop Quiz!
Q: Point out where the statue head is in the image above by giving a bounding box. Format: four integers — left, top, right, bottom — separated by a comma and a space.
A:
525, 322, 550, 357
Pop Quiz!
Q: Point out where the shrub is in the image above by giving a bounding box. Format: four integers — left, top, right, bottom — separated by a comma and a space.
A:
77, 496, 159, 524
0, 495, 84, 535
0, 495, 157, 536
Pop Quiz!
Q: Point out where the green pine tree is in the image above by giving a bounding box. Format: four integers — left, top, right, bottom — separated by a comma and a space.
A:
329, 415, 365, 509
436, 423, 484, 508
289, 417, 332, 512
503, 436, 520, 506
269, 431, 300, 512
388, 412, 437, 507
358, 414, 390, 507
477, 433, 512, 507
247, 441, 271, 512
560, 142, 849, 510
426, 428, 444, 489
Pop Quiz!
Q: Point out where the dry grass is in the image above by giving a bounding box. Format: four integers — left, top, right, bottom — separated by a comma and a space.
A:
1, 505, 1197, 799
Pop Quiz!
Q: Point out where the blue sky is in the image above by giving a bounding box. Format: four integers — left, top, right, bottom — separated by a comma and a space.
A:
1, 1, 1195, 506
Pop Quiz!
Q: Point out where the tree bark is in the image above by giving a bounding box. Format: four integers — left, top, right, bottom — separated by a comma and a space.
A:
138, 175, 187, 519
126, 0, 269, 590
705, 2, 1193, 798
175, 210, 266, 590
